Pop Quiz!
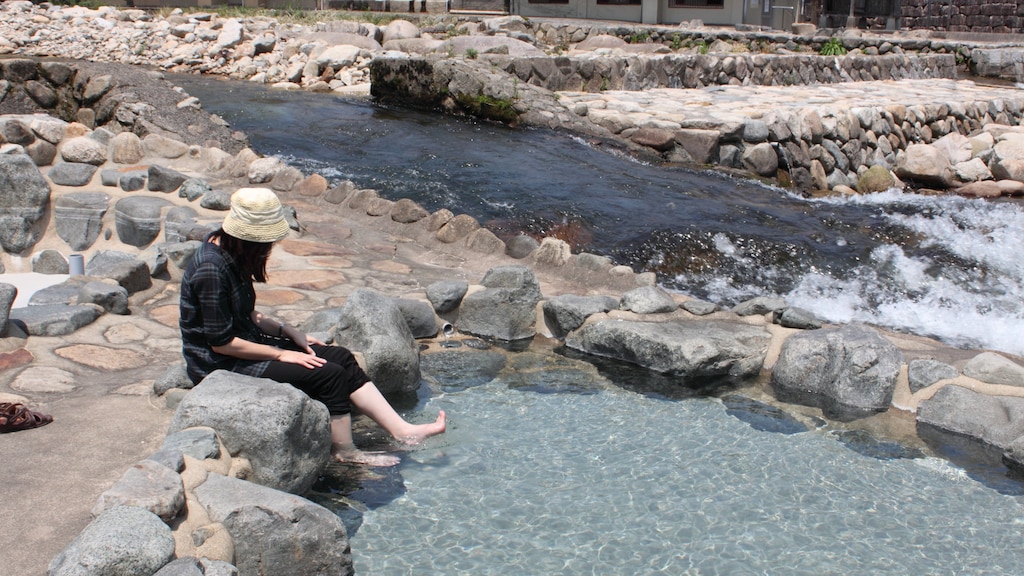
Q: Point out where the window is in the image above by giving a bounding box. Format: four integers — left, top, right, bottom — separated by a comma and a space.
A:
597, 0, 641, 5
527, 0, 568, 3
668, 0, 723, 7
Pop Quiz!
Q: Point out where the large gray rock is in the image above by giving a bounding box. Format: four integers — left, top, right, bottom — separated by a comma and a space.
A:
543, 294, 618, 339
32, 249, 69, 274
395, 298, 438, 339
148, 164, 188, 193
619, 286, 677, 314
54, 191, 109, 251
330, 288, 421, 395
962, 351, 1024, 387
771, 324, 903, 416
0, 153, 50, 253
59, 136, 108, 165
458, 266, 542, 341
168, 371, 330, 494
908, 358, 958, 393
8, 303, 103, 336
894, 143, 955, 188
918, 384, 1024, 449
425, 280, 468, 314
48, 506, 175, 576
194, 474, 353, 576
78, 280, 129, 314
0, 283, 16, 334
162, 426, 221, 461
48, 162, 98, 186
91, 460, 185, 521
114, 196, 174, 247
565, 318, 770, 378
86, 250, 152, 294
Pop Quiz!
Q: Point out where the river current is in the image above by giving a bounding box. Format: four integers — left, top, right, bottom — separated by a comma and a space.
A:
174, 75, 1024, 358
172, 75, 1024, 574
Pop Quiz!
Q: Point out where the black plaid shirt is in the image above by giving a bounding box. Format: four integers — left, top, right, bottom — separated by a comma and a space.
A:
179, 240, 269, 384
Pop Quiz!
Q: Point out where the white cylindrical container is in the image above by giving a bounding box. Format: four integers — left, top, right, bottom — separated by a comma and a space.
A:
68, 254, 85, 276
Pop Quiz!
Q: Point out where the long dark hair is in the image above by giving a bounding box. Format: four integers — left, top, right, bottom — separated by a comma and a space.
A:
210, 228, 274, 282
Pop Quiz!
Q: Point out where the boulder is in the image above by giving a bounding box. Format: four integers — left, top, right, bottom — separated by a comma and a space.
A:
907, 358, 958, 393
0, 153, 50, 253
114, 196, 173, 247
59, 136, 108, 165
543, 294, 618, 339
567, 318, 770, 377
989, 136, 1024, 182
148, 164, 188, 193
771, 324, 903, 416
110, 131, 145, 164
505, 234, 540, 259
162, 426, 221, 461
54, 191, 109, 251
48, 162, 97, 186
382, 19, 420, 43
619, 286, 677, 314
86, 250, 153, 294
773, 306, 823, 330
390, 198, 429, 223
194, 474, 353, 576
168, 371, 330, 494
426, 280, 468, 314
395, 298, 438, 338
78, 280, 129, 314
962, 351, 1024, 387
91, 460, 185, 521
8, 303, 103, 336
918, 384, 1024, 449
894, 143, 954, 187
0, 283, 16, 333
32, 249, 69, 274
458, 266, 542, 342
732, 296, 786, 316
330, 288, 421, 394
48, 506, 175, 576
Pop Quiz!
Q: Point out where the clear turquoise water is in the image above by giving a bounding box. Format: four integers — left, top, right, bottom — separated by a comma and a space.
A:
313, 346, 1024, 576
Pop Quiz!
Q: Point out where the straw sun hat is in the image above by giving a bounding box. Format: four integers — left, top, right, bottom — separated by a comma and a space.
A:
222, 187, 290, 243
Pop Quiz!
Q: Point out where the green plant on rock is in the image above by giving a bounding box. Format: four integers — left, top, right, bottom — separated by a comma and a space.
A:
456, 92, 519, 124
670, 34, 683, 51
697, 40, 709, 55
627, 31, 650, 44
465, 48, 479, 60
820, 37, 847, 56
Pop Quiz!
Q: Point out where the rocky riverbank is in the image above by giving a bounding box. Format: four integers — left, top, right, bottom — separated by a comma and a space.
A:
6, 2, 1024, 197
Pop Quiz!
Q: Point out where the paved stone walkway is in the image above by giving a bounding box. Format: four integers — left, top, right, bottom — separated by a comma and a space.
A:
558, 78, 1024, 131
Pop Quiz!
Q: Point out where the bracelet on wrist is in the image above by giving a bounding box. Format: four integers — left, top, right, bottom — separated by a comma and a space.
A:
278, 324, 285, 337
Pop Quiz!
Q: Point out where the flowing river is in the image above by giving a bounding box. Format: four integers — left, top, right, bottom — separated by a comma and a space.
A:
172, 75, 1024, 574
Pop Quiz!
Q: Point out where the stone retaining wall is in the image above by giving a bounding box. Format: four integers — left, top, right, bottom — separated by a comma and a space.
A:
489, 52, 956, 92
901, 0, 1024, 34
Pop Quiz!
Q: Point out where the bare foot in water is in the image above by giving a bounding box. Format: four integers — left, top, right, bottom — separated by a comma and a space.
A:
398, 410, 447, 445
333, 448, 400, 467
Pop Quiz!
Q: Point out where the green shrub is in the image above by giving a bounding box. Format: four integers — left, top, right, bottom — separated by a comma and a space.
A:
820, 37, 847, 56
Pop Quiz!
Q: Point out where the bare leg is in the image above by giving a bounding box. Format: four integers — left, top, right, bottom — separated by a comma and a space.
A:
350, 382, 447, 444
330, 414, 400, 467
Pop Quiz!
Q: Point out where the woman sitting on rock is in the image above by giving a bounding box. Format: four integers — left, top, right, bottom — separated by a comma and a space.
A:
179, 187, 445, 467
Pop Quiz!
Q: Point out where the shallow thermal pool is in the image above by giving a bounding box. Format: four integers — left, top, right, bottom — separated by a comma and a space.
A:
310, 344, 1024, 576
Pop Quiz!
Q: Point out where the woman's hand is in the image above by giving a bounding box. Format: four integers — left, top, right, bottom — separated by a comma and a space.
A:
275, 348, 327, 369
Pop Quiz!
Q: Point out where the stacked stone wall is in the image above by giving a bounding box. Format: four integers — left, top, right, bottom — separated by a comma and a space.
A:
489, 52, 955, 92
900, 0, 1024, 34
